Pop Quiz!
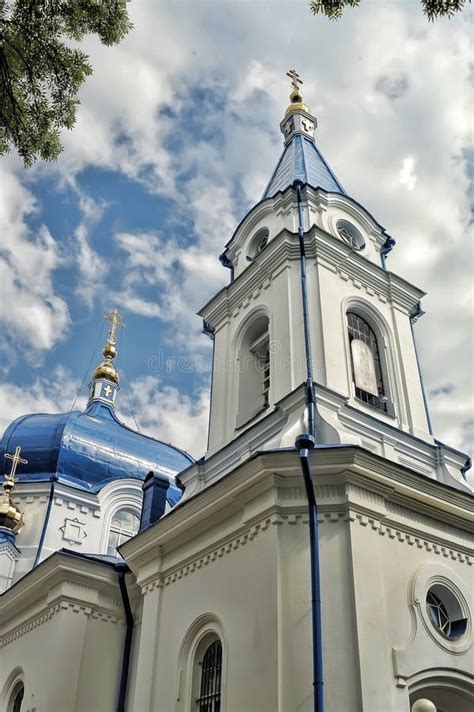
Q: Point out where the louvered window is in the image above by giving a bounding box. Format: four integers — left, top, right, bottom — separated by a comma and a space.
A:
347, 312, 387, 411
196, 640, 222, 711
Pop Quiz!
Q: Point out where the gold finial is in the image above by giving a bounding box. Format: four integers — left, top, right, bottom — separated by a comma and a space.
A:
0, 445, 27, 532
285, 68, 309, 115
92, 307, 126, 386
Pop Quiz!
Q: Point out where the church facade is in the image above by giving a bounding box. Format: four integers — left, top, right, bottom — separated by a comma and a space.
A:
0, 74, 472, 712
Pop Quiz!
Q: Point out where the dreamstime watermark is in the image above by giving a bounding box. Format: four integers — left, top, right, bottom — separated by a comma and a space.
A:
148, 341, 314, 375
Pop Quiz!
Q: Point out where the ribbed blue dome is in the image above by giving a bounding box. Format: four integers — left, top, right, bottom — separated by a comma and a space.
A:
0, 401, 193, 493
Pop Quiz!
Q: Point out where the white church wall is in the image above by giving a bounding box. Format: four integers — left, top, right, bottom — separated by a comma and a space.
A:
8, 479, 143, 584
314, 250, 431, 441
124, 448, 472, 712
0, 553, 127, 712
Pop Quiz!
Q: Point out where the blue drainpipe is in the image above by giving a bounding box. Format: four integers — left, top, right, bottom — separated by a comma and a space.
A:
116, 563, 133, 712
219, 252, 234, 282
380, 235, 396, 269
409, 303, 433, 436
293, 180, 324, 712
33, 474, 58, 567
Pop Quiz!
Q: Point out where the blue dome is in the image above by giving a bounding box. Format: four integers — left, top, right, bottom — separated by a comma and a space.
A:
0, 401, 193, 493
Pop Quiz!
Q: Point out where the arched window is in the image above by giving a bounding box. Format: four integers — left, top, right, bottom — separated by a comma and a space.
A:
8, 682, 24, 712
195, 639, 222, 711
106, 508, 140, 556
236, 314, 270, 428
347, 311, 387, 411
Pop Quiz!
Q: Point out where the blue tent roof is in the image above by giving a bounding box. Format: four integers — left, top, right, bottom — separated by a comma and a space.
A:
1, 401, 193, 493
263, 134, 345, 199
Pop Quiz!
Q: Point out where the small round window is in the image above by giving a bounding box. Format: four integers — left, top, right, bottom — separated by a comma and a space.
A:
336, 220, 365, 251
426, 584, 468, 640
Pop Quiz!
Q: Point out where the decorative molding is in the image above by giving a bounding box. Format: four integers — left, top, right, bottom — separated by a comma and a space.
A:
348, 512, 472, 564
140, 489, 471, 595
59, 517, 87, 545
0, 599, 122, 649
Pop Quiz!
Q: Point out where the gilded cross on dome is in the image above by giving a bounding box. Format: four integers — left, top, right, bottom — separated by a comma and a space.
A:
287, 68, 303, 92
105, 307, 126, 345
4, 445, 28, 482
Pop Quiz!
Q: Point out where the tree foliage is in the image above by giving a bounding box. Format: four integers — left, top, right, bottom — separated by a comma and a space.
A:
0, 0, 132, 166
310, 0, 470, 21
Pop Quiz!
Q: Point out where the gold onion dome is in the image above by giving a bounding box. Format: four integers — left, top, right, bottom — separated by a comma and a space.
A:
92, 308, 125, 386
1, 446, 27, 533
0, 490, 24, 533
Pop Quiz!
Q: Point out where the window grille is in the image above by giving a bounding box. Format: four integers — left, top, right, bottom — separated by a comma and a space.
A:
107, 509, 140, 556
427, 590, 451, 637
196, 640, 222, 712
261, 347, 270, 408
347, 312, 387, 411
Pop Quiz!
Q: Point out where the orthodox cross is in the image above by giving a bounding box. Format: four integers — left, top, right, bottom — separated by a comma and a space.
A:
287, 69, 303, 92
103, 384, 113, 398
105, 307, 126, 345
4, 445, 28, 481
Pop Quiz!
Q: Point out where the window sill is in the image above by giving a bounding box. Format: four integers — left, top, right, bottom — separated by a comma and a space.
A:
235, 405, 270, 431
349, 396, 397, 422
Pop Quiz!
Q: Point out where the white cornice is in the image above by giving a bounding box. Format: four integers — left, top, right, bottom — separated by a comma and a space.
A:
122, 447, 473, 589
0, 552, 135, 641
199, 227, 424, 330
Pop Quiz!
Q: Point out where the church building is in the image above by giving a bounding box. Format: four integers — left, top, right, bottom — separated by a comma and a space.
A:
0, 72, 472, 712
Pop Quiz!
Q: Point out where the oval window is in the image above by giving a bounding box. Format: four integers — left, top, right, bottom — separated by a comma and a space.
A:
336, 220, 365, 251
426, 584, 468, 640
248, 227, 270, 260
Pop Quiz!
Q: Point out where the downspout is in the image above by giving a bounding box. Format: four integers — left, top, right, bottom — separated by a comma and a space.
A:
293, 180, 324, 712
219, 252, 234, 282
116, 563, 134, 712
203, 320, 216, 452
409, 302, 433, 436
460, 458, 471, 482
380, 235, 396, 270
295, 181, 315, 435
33, 474, 58, 568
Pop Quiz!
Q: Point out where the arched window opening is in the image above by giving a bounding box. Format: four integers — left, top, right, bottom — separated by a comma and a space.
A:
196, 639, 222, 712
106, 508, 140, 556
247, 227, 269, 261
237, 315, 270, 428
347, 311, 387, 411
410, 686, 473, 712
8, 682, 24, 712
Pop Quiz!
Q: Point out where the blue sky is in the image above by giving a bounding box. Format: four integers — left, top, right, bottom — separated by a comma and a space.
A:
0, 0, 472, 458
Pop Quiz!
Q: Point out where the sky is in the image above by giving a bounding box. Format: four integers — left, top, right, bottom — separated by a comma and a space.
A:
0, 0, 472, 461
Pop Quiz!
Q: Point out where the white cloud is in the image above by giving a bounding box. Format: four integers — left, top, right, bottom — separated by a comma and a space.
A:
0, 164, 70, 356
0, 368, 84, 435
120, 376, 210, 459
399, 156, 417, 191
72, 189, 109, 307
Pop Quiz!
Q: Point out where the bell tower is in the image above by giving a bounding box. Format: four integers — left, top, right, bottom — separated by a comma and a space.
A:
196, 72, 469, 492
